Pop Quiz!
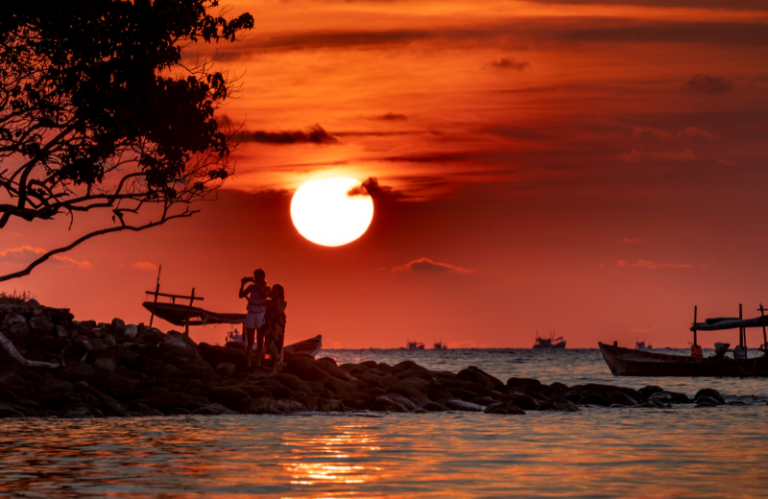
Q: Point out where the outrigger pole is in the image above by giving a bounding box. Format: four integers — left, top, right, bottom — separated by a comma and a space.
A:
760, 304, 767, 350
693, 305, 697, 347
149, 264, 162, 328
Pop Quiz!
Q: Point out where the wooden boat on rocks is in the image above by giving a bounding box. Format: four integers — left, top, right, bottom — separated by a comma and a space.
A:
600, 304, 768, 377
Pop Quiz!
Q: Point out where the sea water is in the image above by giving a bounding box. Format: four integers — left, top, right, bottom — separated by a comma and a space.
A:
1, 349, 767, 498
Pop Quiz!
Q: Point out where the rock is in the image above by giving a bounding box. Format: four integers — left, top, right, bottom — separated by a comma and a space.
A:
648, 391, 673, 402
4, 313, 26, 328
371, 394, 415, 413
324, 377, 360, 399
248, 398, 307, 414
90, 351, 119, 373
29, 314, 55, 333
206, 387, 251, 411
726, 400, 749, 406
538, 396, 579, 412
57, 362, 96, 382
444, 399, 485, 412
0, 402, 25, 418
506, 377, 542, 392
422, 402, 450, 412
193, 403, 238, 415
694, 388, 725, 405
124, 325, 138, 338
285, 357, 329, 383
426, 383, 453, 402
59, 403, 104, 418
442, 379, 497, 399
508, 393, 540, 410
166, 407, 191, 415
141, 392, 203, 412
127, 401, 164, 416
111, 318, 126, 335
388, 377, 431, 407
472, 396, 499, 407
455, 366, 506, 391
271, 373, 312, 395
668, 392, 692, 404
577, 393, 605, 406
605, 391, 638, 407
695, 395, 722, 406
316, 398, 346, 412
485, 403, 526, 415
216, 362, 236, 376
162, 331, 198, 358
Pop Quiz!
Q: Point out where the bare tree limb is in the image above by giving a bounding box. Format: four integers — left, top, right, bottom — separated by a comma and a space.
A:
0, 331, 60, 368
0, 209, 198, 283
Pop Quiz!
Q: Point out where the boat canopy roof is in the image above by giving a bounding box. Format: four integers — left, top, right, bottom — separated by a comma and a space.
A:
691, 315, 768, 331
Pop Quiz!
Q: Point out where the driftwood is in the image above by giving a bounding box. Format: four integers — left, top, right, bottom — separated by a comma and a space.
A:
0, 331, 59, 368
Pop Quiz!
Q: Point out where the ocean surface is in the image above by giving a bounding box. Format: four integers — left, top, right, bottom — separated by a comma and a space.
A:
1, 348, 767, 498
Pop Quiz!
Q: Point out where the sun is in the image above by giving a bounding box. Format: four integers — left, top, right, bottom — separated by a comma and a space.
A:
290, 177, 374, 247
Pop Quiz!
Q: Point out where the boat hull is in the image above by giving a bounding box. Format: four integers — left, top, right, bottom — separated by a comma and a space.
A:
284, 335, 323, 358
599, 342, 768, 377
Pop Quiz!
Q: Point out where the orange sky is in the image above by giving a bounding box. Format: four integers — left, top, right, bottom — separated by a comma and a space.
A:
2, 0, 768, 348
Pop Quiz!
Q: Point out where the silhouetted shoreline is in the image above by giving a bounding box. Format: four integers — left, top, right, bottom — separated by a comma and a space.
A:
0, 301, 751, 418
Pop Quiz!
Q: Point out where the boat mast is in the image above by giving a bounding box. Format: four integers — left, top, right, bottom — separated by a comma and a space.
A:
693, 305, 697, 348
760, 304, 767, 350
149, 264, 162, 328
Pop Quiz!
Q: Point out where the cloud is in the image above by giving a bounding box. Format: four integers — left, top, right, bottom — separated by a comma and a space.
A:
0, 246, 92, 269
393, 257, 473, 273
132, 262, 158, 271
617, 259, 693, 269
490, 58, 530, 71
347, 177, 404, 199
633, 126, 718, 141
237, 124, 338, 145
685, 74, 733, 93
619, 237, 643, 244
620, 149, 698, 162
372, 112, 408, 121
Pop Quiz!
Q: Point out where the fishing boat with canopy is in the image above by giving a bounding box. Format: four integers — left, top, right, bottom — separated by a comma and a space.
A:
599, 304, 768, 377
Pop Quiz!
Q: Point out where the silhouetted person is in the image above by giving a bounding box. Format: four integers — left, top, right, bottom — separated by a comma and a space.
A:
239, 269, 270, 368
263, 284, 287, 374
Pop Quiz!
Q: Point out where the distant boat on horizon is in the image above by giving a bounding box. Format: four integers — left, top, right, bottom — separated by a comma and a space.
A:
407, 340, 425, 350
533, 331, 566, 349
433, 340, 447, 350
635, 339, 653, 350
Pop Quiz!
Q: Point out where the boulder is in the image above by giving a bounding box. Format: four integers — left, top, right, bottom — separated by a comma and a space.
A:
371, 394, 415, 412
426, 383, 453, 402
472, 396, 499, 407
485, 403, 525, 415
605, 391, 638, 407
206, 386, 251, 411
59, 403, 104, 418
422, 402, 450, 412
111, 318, 126, 335
161, 331, 199, 358
538, 396, 579, 412
271, 373, 312, 394
216, 362, 237, 377
507, 377, 541, 392
248, 397, 307, 414
576, 393, 605, 406
388, 377, 431, 407
324, 377, 360, 399
29, 314, 55, 334
648, 391, 673, 402
444, 399, 485, 412
127, 401, 165, 416
455, 366, 506, 391
695, 395, 722, 407
694, 388, 725, 405
285, 357, 329, 383
124, 325, 138, 338
317, 398, 346, 412
0, 402, 25, 418
193, 403, 238, 415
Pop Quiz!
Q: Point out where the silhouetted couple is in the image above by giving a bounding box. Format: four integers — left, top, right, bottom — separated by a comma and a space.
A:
239, 269, 287, 371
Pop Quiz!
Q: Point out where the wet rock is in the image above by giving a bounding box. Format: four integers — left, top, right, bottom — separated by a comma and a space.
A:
426, 383, 453, 402
371, 394, 415, 413
127, 401, 164, 416
388, 377, 431, 407
694, 395, 722, 406
324, 377, 360, 399
455, 366, 506, 391
485, 403, 525, 415
472, 396, 499, 407
507, 393, 540, 410
140, 392, 203, 412
506, 377, 541, 392
648, 391, 673, 402
206, 386, 251, 411
444, 399, 485, 412
249, 397, 307, 414
668, 392, 692, 404
216, 362, 236, 377
166, 407, 191, 415
577, 393, 605, 406
605, 391, 638, 407
193, 403, 237, 415
316, 398, 346, 412
538, 396, 579, 412
422, 402, 450, 412
442, 379, 496, 399
59, 403, 103, 418
0, 402, 25, 418
726, 400, 749, 406
694, 388, 725, 405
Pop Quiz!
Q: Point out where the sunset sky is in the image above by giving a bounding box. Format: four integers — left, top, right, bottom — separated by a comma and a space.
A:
2, 0, 768, 348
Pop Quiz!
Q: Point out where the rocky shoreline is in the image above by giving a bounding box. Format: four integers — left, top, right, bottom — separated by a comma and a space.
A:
0, 301, 754, 418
